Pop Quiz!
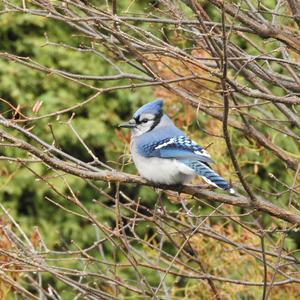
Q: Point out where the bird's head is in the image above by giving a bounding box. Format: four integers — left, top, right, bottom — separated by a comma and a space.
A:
119, 99, 164, 136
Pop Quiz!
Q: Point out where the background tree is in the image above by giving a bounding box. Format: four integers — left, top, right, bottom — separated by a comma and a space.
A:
0, 0, 299, 299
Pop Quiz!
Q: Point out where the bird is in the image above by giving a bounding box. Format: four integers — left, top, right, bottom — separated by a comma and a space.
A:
119, 99, 235, 194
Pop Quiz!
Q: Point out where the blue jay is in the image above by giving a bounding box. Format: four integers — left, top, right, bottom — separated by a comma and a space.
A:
119, 99, 234, 194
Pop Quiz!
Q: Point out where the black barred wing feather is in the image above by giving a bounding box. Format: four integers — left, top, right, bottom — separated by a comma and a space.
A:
184, 160, 232, 191
139, 136, 214, 164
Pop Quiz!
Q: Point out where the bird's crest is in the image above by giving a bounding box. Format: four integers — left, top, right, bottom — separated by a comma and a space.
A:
133, 99, 163, 118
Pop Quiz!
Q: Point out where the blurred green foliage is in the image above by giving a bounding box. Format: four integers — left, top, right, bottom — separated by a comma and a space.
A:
0, 11, 153, 246
0, 1, 299, 299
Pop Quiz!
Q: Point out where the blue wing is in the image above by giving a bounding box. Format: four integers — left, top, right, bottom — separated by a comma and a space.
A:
139, 136, 214, 164
138, 136, 234, 192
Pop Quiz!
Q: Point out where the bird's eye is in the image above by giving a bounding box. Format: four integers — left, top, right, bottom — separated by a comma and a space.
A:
141, 119, 149, 123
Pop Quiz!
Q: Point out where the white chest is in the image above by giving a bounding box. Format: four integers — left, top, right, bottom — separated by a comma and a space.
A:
131, 146, 194, 185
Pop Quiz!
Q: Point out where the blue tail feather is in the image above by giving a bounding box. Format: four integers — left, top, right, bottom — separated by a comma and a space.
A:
184, 160, 232, 191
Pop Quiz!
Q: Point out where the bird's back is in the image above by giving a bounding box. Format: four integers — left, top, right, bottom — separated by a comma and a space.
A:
133, 115, 185, 154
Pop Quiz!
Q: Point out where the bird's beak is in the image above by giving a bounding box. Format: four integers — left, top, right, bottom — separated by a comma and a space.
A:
118, 119, 136, 128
